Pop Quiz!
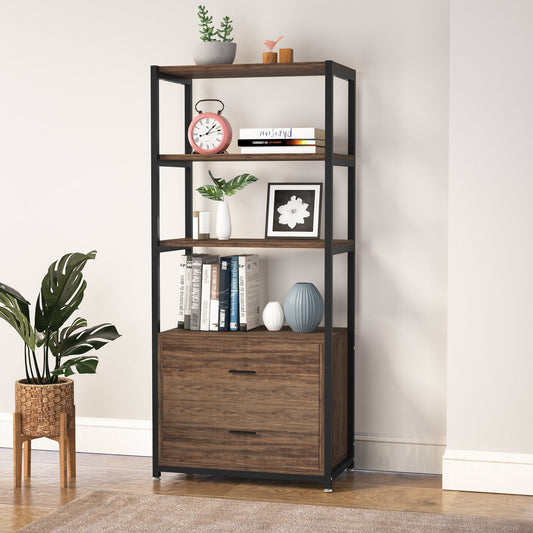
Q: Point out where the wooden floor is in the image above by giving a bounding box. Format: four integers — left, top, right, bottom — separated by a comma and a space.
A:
1, 447, 532, 532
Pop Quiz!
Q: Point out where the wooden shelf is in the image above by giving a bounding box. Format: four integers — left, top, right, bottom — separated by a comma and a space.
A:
159, 153, 354, 166
160, 326, 346, 338
159, 238, 354, 251
158, 61, 354, 80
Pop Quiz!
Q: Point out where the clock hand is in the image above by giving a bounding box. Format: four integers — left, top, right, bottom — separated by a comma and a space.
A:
199, 127, 222, 137
205, 123, 218, 135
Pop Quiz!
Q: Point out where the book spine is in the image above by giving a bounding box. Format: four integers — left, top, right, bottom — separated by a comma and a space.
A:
177, 255, 187, 328
229, 256, 240, 331
200, 263, 211, 331
240, 145, 325, 154
240, 254, 261, 331
190, 256, 203, 331
209, 262, 219, 331
239, 127, 325, 140
238, 255, 247, 331
183, 254, 193, 329
245, 255, 261, 331
237, 139, 325, 146
218, 257, 231, 331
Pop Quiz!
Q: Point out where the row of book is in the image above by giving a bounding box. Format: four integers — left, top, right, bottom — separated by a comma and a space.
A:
238, 127, 325, 154
177, 254, 261, 332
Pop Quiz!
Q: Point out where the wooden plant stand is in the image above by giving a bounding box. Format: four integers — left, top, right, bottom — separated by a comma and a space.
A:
13, 407, 76, 488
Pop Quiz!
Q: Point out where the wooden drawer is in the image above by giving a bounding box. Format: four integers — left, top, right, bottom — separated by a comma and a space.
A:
159, 334, 320, 383
159, 333, 320, 433
160, 425, 321, 475
161, 386, 318, 433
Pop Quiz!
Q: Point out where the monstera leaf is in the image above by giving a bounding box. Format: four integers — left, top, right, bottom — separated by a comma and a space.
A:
49, 317, 121, 358
35, 251, 96, 334
222, 173, 258, 196
196, 171, 258, 201
0, 284, 35, 351
51, 355, 100, 377
196, 184, 224, 201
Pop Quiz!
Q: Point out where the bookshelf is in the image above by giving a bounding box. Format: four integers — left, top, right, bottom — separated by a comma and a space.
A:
151, 61, 356, 491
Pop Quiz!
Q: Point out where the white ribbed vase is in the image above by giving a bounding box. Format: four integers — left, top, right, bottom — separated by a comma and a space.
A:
262, 301, 284, 331
283, 282, 324, 333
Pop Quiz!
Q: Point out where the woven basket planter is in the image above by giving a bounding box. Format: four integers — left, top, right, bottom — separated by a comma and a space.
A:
15, 378, 74, 438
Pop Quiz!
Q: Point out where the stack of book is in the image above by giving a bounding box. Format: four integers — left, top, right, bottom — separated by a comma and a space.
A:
177, 254, 261, 332
238, 127, 325, 154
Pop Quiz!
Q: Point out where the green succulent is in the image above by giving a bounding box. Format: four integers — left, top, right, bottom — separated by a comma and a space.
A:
197, 5, 234, 42
0, 251, 120, 384
196, 170, 258, 201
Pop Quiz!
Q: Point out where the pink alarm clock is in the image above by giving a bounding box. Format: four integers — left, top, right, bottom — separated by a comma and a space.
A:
188, 99, 232, 154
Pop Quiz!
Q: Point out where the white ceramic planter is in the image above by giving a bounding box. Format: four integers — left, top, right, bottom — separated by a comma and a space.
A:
193, 42, 237, 65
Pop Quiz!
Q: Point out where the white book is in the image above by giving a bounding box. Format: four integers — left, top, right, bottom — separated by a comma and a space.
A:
209, 262, 219, 331
183, 254, 193, 329
239, 127, 325, 140
177, 255, 187, 328
200, 263, 212, 331
240, 145, 325, 154
238, 254, 261, 331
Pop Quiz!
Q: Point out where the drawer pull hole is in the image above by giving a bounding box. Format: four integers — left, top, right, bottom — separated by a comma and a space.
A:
228, 369, 256, 375
229, 430, 257, 436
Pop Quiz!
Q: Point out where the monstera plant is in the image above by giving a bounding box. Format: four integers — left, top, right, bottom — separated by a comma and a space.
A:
0, 250, 120, 385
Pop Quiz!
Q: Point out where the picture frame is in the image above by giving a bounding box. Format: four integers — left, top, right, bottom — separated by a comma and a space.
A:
265, 183, 322, 238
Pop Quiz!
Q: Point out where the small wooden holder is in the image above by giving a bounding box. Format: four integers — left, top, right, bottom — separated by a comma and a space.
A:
13, 408, 76, 488
279, 48, 294, 63
263, 52, 277, 64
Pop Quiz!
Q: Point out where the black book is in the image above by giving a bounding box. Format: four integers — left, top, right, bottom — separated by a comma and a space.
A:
218, 256, 232, 331
237, 138, 325, 147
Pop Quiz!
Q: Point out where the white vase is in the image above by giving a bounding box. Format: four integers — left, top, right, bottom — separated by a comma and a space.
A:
262, 301, 284, 331
216, 200, 231, 240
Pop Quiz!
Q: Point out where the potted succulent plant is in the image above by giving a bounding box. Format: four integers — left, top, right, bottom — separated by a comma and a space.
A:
1, 251, 120, 452
196, 170, 258, 239
193, 5, 236, 65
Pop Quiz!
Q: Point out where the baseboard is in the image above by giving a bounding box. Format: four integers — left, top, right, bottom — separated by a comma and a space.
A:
0, 413, 151, 456
443, 448, 533, 496
355, 433, 446, 474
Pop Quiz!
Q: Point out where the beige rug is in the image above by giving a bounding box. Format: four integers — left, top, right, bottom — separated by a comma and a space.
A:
19, 490, 532, 532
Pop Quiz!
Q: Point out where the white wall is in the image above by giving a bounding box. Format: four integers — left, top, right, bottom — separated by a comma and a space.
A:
445, 0, 533, 495
0, 0, 449, 473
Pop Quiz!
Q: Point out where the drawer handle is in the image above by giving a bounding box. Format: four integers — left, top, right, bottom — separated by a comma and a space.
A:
228, 369, 256, 375
229, 430, 257, 436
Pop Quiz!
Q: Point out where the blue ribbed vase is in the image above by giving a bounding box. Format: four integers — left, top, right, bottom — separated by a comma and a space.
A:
283, 282, 324, 333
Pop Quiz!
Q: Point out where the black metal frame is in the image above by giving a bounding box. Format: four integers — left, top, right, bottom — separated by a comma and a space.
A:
150, 61, 356, 490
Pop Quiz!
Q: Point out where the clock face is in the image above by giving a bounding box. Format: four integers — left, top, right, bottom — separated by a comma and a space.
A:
188, 112, 232, 154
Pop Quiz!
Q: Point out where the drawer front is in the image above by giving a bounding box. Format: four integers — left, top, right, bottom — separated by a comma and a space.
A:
161, 386, 318, 433
160, 425, 321, 475
159, 335, 320, 384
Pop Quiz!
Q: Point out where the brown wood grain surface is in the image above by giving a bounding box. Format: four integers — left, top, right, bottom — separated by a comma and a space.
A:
158, 328, 348, 477
160, 426, 320, 474
159, 238, 355, 250
158, 61, 341, 79
158, 153, 354, 164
